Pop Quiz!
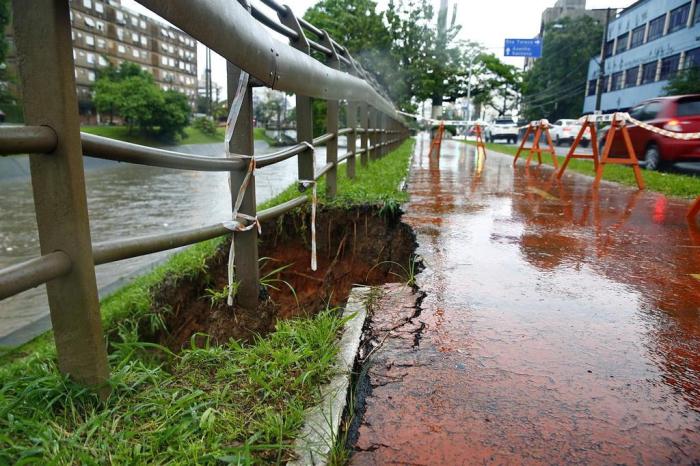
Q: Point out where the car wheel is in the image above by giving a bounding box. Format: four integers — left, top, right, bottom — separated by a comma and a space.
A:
644, 144, 662, 171
580, 140, 590, 148
555, 135, 561, 146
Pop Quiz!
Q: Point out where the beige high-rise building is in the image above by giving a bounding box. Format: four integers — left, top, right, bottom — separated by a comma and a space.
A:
5, 0, 198, 122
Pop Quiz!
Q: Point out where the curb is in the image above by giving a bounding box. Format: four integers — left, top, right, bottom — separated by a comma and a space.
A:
288, 286, 373, 466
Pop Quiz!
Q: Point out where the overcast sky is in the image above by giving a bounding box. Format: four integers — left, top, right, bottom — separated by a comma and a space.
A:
122, 0, 636, 100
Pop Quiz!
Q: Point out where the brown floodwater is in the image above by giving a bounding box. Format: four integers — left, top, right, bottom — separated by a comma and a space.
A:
351, 135, 700, 465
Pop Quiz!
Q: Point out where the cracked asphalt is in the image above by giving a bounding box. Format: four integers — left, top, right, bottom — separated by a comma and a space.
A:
350, 135, 700, 465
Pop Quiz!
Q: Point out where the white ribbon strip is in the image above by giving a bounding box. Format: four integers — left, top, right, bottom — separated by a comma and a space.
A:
222, 69, 262, 306
299, 179, 318, 272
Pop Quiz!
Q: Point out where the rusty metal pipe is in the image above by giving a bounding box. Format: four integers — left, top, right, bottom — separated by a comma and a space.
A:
0, 251, 71, 300
0, 125, 58, 155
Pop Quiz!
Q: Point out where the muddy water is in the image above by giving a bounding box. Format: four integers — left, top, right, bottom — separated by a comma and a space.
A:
0, 142, 329, 344
351, 135, 700, 464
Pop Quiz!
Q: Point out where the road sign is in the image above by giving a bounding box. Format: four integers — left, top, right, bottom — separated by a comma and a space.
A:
504, 38, 542, 58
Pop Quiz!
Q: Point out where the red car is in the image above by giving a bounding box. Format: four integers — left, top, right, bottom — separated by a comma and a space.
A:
600, 94, 700, 170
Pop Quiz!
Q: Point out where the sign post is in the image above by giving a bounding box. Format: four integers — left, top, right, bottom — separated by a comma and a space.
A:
504, 38, 542, 58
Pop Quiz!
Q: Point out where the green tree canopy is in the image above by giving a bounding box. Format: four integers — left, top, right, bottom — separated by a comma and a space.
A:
665, 67, 700, 96
521, 16, 602, 121
94, 61, 190, 141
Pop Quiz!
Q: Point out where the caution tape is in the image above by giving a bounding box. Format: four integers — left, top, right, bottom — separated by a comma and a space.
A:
580, 112, 700, 140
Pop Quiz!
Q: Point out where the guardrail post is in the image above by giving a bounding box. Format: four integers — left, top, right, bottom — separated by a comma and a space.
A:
347, 102, 358, 179
227, 63, 259, 310
321, 31, 339, 198
360, 103, 369, 167
370, 109, 379, 161
12, 0, 109, 392
278, 6, 315, 184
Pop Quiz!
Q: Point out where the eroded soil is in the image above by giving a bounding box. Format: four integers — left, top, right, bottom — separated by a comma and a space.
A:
149, 206, 417, 350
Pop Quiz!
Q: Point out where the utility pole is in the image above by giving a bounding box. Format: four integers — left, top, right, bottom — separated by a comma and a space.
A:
466, 54, 475, 123
595, 8, 612, 112
205, 47, 212, 116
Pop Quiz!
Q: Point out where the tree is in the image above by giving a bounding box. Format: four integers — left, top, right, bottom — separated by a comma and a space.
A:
0, 0, 17, 112
94, 61, 191, 141
521, 16, 602, 121
665, 67, 700, 96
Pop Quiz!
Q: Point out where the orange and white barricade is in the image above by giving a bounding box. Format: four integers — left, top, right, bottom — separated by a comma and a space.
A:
557, 116, 599, 179
593, 112, 644, 190
513, 120, 558, 169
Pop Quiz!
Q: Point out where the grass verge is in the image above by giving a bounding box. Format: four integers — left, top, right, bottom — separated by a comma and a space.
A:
81, 125, 277, 147
0, 138, 415, 464
467, 141, 700, 198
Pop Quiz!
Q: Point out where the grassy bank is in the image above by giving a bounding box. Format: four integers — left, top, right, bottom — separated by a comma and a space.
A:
467, 141, 700, 198
82, 125, 277, 147
0, 139, 415, 464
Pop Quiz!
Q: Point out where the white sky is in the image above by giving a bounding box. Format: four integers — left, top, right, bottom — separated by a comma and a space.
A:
121, 0, 636, 100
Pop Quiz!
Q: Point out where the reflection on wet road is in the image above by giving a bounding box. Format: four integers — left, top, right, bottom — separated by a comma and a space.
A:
0, 141, 328, 344
353, 135, 700, 464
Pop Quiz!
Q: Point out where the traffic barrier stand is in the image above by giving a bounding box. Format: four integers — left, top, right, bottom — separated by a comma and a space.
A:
513, 120, 558, 168
689, 195, 700, 222
428, 121, 445, 158
593, 113, 644, 190
474, 123, 487, 156
557, 117, 599, 179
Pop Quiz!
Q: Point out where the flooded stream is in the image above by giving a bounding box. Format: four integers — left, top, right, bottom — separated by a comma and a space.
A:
0, 141, 329, 344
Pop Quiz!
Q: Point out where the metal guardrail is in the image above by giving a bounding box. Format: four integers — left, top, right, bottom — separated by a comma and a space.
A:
0, 0, 408, 391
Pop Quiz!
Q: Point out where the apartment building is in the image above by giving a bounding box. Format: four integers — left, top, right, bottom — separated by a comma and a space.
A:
5, 0, 197, 120
583, 0, 700, 113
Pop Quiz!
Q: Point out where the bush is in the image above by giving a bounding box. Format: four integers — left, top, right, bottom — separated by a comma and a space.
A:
193, 116, 218, 136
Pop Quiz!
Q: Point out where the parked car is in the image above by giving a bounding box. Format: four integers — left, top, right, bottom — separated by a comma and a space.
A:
599, 95, 700, 170
485, 118, 518, 144
550, 119, 590, 147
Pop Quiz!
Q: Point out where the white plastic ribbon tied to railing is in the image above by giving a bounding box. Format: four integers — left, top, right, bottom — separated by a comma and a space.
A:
298, 174, 318, 272
580, 112, 700, 140
221, 69, 261, 306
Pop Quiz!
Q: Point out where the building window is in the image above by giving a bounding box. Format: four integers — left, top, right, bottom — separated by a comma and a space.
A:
140, 36, 148, 47
686, 47, 700, 69
630, 25, 645, 48
696, 3, 700, 24
604, 40, 614, 58
659, 54, 680, 80
668, 3, 690, 34
96, 21, 104, 31
587, 79, 597, 96
131, 16, 138, 27
84, 17, 95, 28
615, 32, 628, 54
140, 19, 147, 29
88, 71, 96, 82
95, 2, 104, 13
85, 34, 95, 46
87, 53, 95, 64
115, 10, 124, 24
117, 27, 124, 40
131, 32, 139, 43
83, 0, 92, 8
132, 48, 139, 58
647, 15, 665, 42
99, 55, 108, 66
97, 38, 106, 48
641, 61, 657, 84
624, 67, 639, 88
161, 55, 168, 66
610, 71, 623, 91
117, 44, 126, 54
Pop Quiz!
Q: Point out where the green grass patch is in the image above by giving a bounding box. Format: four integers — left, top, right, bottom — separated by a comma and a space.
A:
0, 138, 415, 464
82, 125, 274, 147
0, 310, 347, 464
468, 141, 700, 198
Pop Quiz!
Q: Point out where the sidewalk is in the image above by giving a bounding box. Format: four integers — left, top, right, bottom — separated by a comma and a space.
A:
350, 136, 700, 464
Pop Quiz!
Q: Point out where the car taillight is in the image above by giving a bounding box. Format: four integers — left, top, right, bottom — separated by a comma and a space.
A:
663, 119, 682, 132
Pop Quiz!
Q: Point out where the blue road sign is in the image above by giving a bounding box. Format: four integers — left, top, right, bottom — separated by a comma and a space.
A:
504, 38, 542, 58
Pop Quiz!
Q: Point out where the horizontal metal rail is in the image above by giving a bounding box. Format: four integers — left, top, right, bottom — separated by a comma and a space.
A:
0, 125, 58, 155
313, 132, 336, 145
0, 251, 71, 300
